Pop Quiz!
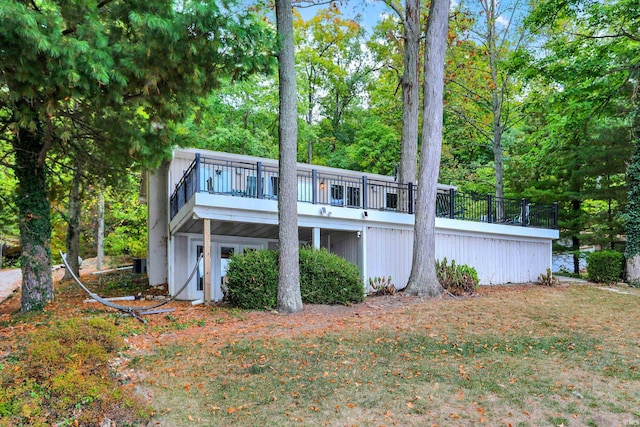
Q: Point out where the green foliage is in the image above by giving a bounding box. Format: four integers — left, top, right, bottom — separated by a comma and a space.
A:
226, 248, 364, 309
299, 248, 364, 305
225, 249, 279, 309
368, 276, 396, 295
436, 258, 479, 296
1, 0, 276, 311
586, 250, 625, 283
103, 181, 148, 258
625, 138, 640, 258
0, 317, 150, 426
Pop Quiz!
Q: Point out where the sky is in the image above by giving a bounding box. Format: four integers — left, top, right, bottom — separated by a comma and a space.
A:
295, 0, 391, 34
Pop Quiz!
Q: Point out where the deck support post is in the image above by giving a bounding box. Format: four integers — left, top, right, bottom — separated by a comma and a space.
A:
203, 218, 211, 303
312, 227, 321, 249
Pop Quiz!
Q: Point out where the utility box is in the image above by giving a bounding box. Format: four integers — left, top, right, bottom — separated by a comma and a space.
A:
133, 258, 147, 274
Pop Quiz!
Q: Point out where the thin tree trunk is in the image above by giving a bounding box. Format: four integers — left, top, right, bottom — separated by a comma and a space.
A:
571, 199, 581, 274
275, 0, 302, 314
307, 73, 314, 164
405, 0, 449, 296
14, 124, 53, 311
63, 162, 82, 280
399, 0, 420, 186
484, 0, 505, 218
96, 191, 105, 271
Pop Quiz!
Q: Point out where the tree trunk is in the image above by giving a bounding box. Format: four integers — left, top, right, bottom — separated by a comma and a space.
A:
483, 0, 505, 218
14, 124, 53, 311
624, 126, 640, 283
63, 161, 82, 280
399, 0, 420, 186
571, 199, 581, 274
275, 0, 302, 314
405, 0, 449, 297
307, 74, 314, 164
96, 191, 105, 271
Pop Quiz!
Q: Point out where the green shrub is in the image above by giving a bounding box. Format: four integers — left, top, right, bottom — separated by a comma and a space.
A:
299, 247, 364, 305
537, 268, 559, 287
436, 258, 479, 296
225, 248, 364, 309
586, 250, 625, 283
225, 249, 279, 309
0, 317, 150, 427
368, 276, 396, 295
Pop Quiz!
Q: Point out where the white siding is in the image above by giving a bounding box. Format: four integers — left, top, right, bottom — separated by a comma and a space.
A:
435, 231, 550, 284
171, 235, 189, 299
328, 231, 359, 266
365, 226, 552, 287
366, 227, 414, 288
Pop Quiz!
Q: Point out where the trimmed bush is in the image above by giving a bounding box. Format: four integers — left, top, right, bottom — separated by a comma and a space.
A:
299, 247, 364, 305
436, 258, 479, 296
225, 248, 364, 309
586, 250, 625, 283
225, 249, 279, 309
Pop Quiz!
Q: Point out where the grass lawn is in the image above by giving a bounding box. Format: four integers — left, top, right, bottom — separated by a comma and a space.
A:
127, 284, 639, 427
1, 272, 639, 426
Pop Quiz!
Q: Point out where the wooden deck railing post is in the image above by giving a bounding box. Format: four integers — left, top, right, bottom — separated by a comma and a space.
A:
203, 218, 211, 304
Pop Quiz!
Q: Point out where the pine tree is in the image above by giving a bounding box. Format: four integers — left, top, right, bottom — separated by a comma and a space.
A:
1, 0, 276, 311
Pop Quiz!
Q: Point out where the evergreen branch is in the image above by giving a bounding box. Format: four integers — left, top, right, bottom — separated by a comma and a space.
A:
62, 0, 116, 36
29, 0, 41, 12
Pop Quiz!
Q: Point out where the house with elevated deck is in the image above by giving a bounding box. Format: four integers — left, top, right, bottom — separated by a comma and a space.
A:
143, 148, 559, 302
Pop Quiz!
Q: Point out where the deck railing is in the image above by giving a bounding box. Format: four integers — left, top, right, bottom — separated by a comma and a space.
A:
169, 154, 558, 229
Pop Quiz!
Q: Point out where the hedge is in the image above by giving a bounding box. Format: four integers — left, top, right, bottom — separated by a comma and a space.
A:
225, 248, 364, 309
586, 250, 625, 283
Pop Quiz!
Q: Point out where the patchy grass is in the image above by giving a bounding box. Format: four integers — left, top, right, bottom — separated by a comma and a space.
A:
126, 285, 640, 426
1, 273, 639, 426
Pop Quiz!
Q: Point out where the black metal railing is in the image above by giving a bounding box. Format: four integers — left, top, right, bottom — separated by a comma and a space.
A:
169, 154, 558, 229
434, 189, 559, 228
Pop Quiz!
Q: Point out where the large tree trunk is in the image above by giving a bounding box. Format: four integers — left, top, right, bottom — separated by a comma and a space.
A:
275, 0, 302, 314
14, 124, 53, 311
625, 133, 640, 283
398, 0, 420, 186
63, 161, 82, 280
405, 0, 449, 296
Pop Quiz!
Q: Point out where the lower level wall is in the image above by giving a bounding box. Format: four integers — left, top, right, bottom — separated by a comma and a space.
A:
366, 226, 552, 287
